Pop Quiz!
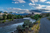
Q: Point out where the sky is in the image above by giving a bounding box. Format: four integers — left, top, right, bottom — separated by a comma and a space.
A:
0, 0, 50, 14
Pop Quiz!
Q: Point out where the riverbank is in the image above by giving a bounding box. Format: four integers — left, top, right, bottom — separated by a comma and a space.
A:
0, 19, 28, 27
12, 19, 40, 33
0, 17, 36, 33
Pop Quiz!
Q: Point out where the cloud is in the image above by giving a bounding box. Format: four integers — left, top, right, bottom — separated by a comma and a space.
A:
36, 4, 46, 9
40, 0, 46, 2
46, 1, 50, 4
12, 0, 26, 3
36, 5, 50, 10
7, 8, 31, 14
29, 0, 47, 9
29, 0, 48, 10
45, 6, 50, 10
29, 3, 46, 9
43, 11, 50, 12
31, 0, 38, 3
29, 3, 40, 7
30, 0, 46, 3
29, 3, 35, 5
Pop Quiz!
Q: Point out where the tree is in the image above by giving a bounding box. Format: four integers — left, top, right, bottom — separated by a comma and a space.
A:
9, 12, 12, 14
33, 14, 41, 20
46, 13, 49, 17
7, 14, 12, 19
3, 14, 6, 20
4, 12, 7, 14
16, 15, 23, 19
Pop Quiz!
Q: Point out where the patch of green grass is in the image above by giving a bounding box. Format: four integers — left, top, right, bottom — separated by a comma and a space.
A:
47, 17, 50, 20
0, 21, 1, 23
2, 20, 6, 23
8, 19, 12, 21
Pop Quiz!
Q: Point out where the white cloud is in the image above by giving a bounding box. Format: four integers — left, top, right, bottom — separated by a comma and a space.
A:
36, 5, 50, 10
45, 6, 50, 10
40, 0, 46, 2
36, 4, 46, 9
7, 8, 31, 14
12, 0, 26, 3
46, 1, 50, 4
29, 3, 40, 7
29, 0, 47, 9
29, 3, 35, 5
31, 0, 38, 3
30, 0, 46, 3
29, 3, 46, 9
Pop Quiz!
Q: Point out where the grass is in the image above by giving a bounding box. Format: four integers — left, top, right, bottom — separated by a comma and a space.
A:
0, 21, 1, 23
8, 19, 12, 21
31, 19, 40, 33
2, 20, 6, 23
47, 17, 50, 20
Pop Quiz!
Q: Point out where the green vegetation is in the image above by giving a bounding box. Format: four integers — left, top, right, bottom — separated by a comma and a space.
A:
2, 20, 6, 23
46, 13, 49, 17
7, 14, 13, 19
47, 16, 50, 20
8, 19, 12, 21
0, 11, 23, 23
3, 14, 6, 20
17, 20, 33, 33
17, 19, 40, 33
16, 15, 23, 19
0, 21, 1, 23
31, 14, 42, 20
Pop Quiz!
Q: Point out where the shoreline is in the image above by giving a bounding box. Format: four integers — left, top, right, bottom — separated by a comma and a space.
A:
0, 19, 28, 27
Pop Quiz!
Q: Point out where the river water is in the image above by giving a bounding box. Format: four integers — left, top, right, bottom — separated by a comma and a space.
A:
0, 17, 36, 33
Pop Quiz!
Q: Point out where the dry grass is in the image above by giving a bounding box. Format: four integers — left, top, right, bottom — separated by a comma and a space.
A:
31, 19, 40, 33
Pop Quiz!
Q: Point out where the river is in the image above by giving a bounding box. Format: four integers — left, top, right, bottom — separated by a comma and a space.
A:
0, 17, 36, 33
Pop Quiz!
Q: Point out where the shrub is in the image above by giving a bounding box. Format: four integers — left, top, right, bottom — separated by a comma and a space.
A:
0, 21, 1, 23
23, 20, 33, 28
2, 20, 6, 23
46, 13, 49, 17
12, 18, 14, 21
16, 15, 23, 19
17, 25, 23, 33
2, 14, 6, 20
31, 14, 42, 20
0, 17, 2, 20
7, 14, 12, 19
17, 25, 22, 30
30, 16, 34, 19
48, 18, 50, 20
8, 19, 12, 21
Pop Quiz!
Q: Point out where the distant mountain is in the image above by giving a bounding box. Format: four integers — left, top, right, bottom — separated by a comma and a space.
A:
30, 9, 49, 13
30, 10, 42, 12
13, 13, 28, 15
39, 9, 49, 11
